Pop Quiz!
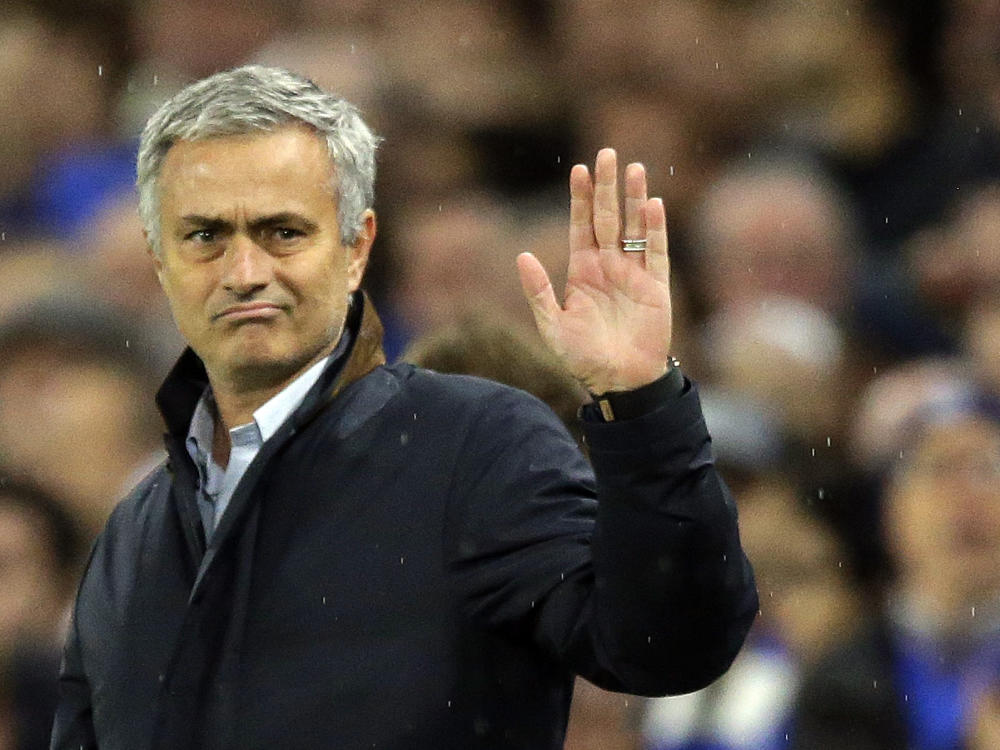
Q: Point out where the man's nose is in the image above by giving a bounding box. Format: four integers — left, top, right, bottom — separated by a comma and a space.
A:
222, 234, 272, 295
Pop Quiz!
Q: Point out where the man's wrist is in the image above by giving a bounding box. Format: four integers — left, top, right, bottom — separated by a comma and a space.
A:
590, 357, 684, 421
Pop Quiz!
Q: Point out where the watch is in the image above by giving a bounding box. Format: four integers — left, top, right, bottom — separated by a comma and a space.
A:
593, 357, 683, 422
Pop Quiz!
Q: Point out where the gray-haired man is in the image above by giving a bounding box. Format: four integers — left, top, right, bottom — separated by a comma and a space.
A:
52, 66, 757, 749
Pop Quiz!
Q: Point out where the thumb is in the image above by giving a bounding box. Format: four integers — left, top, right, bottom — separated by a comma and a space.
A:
516, 252, 561, 338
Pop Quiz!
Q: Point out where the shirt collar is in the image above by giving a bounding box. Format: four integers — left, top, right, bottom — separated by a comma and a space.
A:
186, 388, 217, 471
252, 354, 330, 442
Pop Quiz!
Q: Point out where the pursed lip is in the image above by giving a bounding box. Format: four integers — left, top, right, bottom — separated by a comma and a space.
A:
213, 302, 286, 322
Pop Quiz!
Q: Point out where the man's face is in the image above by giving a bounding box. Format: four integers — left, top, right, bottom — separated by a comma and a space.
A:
888, 416, 1000, 600
152, 125, 373, 390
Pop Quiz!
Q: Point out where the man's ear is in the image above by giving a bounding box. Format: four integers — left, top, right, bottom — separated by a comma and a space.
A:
145, 231, 164, 285
347, 210, 376, 292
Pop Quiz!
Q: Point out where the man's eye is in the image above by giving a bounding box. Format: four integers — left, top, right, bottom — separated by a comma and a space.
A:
185, 229, 215, 243
274, 227, 302, 241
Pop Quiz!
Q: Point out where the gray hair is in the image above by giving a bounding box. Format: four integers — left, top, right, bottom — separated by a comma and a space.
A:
136, 65, 380, 254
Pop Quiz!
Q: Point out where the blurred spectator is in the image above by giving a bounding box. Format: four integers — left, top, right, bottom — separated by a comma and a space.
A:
939, 0, 1000, 131
689, 156, 858, 317
254, 32, 385, 127
0, 299, 164, 541
963, 295, 1000, 398
373, 0, 572, 212
0, 474, 84, 750
0, 475, 82, 655
118, 0, 290, 135
0, 0, 134, 242
0, 249, 85, 323
574, 82, 727, 231
737, 0, 916, 167
565, 679, 641, 750
737, 0, 1000, 253
702, 295, 849, 450
738, 474, 860, 669
403, 312, 585, 442
379, 1, 561, 134
130, 0, 286, 81
794, 375, 1000, 750
558, 0, 744, 224
76, 190, 185, 370
906, 182, 1000, 339
699, 295, 884, 583
848, 358, 975, 474
643, 479, 859, 750
389, 194, 527, 343
553, 0, 744, 130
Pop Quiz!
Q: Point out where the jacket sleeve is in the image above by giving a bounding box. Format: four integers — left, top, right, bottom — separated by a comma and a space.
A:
49, 606, 97, 750
446, 379, 758, 697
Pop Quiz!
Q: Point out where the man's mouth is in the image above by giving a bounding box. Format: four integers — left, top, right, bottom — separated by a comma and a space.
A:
214, 302, 285, 322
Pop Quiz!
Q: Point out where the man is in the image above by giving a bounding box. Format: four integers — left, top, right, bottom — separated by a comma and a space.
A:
793, 381, 1000, 750
51, 65, 757, 749
0, 474, 83, 750
0, 299, 165, 541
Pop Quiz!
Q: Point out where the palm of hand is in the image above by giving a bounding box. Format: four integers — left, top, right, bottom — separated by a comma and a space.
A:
517, 149, 673, 394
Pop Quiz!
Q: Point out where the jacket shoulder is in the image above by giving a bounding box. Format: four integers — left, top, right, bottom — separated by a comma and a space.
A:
94, 460, 173, 551
113, 461, 171, 517
386, 361, 562, 416
350, 363, 580, 463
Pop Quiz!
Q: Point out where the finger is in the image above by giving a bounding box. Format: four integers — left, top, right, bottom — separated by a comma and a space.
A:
623, 163, 647, 239
569, 164, 595, 256
516, 251, 562, 342
623, 162, 648, 266
592, 148, 619, 251
644, 198, 670, 283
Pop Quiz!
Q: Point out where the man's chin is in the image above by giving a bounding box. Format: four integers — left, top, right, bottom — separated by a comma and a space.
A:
224, 352, 313, 390
200, 332, 338, 390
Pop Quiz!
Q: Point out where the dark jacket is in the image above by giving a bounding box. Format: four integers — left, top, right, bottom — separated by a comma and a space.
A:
51, 295, 757, 750
791, 612, 1000, 750
791, 618, 909, 750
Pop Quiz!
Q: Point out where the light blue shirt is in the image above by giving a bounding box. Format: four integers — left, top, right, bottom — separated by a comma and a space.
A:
185, 355, 331, 539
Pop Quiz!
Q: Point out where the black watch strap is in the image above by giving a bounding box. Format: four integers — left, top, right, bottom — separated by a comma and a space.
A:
592, 357, 684, 422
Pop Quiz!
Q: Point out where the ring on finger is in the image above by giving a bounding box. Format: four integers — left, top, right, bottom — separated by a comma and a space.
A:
621, 238, 648, 252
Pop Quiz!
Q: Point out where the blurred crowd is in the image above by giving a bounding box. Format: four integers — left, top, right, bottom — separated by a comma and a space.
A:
1, 0, 999, 747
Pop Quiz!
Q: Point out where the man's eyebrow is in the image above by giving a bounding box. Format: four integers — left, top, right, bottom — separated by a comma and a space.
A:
249, 213, 320, 232
179, 215, 230, 228
176, 213, 320, 233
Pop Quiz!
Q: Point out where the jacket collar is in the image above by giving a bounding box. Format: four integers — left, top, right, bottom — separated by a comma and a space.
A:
156, 290, 387, 440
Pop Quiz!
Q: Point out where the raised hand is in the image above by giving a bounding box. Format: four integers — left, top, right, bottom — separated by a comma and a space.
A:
517, 148, 673, 395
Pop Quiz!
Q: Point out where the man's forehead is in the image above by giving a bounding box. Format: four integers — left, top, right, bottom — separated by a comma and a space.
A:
160, 126, 332, 177
157, 128, 338, 212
